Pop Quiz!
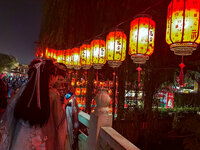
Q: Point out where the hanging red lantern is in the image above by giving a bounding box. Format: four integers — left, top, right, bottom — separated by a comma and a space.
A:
72, 47, 81, 70
56, 50, 62, 63
129, 15, 155, 83
65, 49, 73, 69
91, 38, 106, 69
106, 29, 127, 68
80, 43, 92, 70
45, 48, 50, 58
166, 0, 200, 55
129, 15, 155, 64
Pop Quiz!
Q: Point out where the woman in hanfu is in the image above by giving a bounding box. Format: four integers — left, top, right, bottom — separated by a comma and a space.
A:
0, 59, 67, 150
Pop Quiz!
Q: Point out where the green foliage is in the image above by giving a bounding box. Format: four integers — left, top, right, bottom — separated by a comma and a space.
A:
0, 53, 18, 72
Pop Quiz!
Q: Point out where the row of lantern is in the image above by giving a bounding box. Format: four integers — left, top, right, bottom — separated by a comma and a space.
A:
37, 15, 155, 70
36, 0, 200, 68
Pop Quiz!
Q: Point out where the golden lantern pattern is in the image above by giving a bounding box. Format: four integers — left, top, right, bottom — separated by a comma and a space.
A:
80, 44, 92, 70
106, 30, 127, 68
166, 0, 200, 55
61, 50, 66, 63
72, 47, 81, 70
91, 39, 106, 69
56, 50, 63, 63
45, 48, 51, 58
65, 49, 73, 69
129, 15, 155, 64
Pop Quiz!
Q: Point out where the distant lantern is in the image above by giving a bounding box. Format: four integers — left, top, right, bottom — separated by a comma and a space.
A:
66, 49, 73, 69
166, 0, 200, 56
53, 50, 57, 60
56, 50, 62, 63
80, 43, 92, 70
50, 49, 54, 58
91, 38, 106, 69
72, 47, 81, 70
62, 50, 66, 63
106, 29, 127, 68
45, 48, 50, 58
129, 15, 155, 64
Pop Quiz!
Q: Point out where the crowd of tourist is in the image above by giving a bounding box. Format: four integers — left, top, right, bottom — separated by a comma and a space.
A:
3, 74, 28, 99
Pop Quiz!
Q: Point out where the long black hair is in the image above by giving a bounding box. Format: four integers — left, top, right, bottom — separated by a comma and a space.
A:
14, 59, 56, 127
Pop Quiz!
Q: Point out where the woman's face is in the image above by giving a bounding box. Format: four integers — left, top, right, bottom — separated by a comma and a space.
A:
55, 75, 65, 88
54, 75, 67, 96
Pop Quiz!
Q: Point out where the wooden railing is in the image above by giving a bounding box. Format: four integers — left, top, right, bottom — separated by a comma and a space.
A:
78, 90, 140, 150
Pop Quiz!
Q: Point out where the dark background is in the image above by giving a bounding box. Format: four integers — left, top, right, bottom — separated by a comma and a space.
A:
0, 0, 44, 65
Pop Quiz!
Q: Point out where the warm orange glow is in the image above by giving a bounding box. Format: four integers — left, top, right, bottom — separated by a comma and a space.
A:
82, 88, 87, 95
72, 47, 81, 70
91, 39, 106, 69
129, 16, 155, 64
106, 30, 127, 68
65, 49, 73, 69
75, 87, 81, 95
56, 50, 62, 63
166, 0, 200, 55
71, 77, 75, 86
80, 44, 92, 69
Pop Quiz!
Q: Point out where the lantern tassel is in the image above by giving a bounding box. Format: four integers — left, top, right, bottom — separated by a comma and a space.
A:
136, 65, 142, 83
178, 56, 185, 86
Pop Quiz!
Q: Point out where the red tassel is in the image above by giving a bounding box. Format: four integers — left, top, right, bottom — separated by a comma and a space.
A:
178, 56, 185, 86
136, 65, 142, 83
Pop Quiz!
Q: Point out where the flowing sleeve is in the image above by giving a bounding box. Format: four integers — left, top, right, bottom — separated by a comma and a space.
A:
50, 90, 66, 150
50, 92, 65, 130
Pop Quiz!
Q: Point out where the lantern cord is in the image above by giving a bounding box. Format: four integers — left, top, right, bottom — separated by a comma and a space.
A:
136, 65, 142, 83
112, 68, 116, 124
178, 56, 185, 86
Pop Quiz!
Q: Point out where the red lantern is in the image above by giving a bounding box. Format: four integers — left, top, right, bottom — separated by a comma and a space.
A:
72, 47, 81, 70
80, 44, 92, 69
166, 0, 200, 55
66, 49, 73, 69
91, 39, 106, 69
106, 29, 127, 68
129, 15, 155, 64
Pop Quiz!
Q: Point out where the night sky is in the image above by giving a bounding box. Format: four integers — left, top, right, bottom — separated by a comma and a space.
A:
0, 0, 44, 65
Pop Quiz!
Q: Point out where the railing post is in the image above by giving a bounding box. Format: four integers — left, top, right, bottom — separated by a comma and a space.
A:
86, 90, 112, 150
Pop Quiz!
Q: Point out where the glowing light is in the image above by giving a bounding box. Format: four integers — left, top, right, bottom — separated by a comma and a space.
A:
91, 39, 106, 69
129, 16, 155, 64
80, 44, 92, 69
72, 47, 81, 70
106, 30, 127, 68
166, 0, 200, 55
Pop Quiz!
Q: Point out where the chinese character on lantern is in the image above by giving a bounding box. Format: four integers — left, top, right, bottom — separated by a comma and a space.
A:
65, 49, 73, 69
106, 29, 127, 68
72, 47, 81, 70
166, 0, 200, 55
80, 43, 92, 70
91, 38, 106, 69
129, 15, 155, 64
